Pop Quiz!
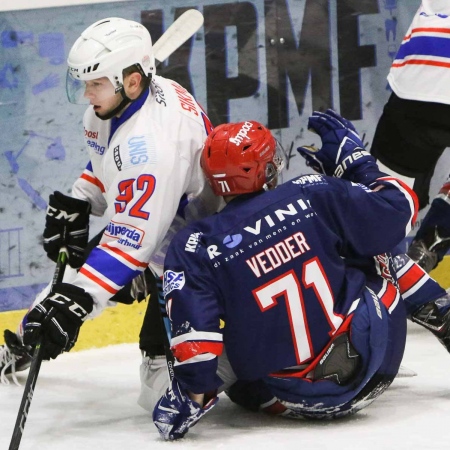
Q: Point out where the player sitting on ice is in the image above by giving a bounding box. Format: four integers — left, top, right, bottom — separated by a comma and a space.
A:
152, 111, 450, 440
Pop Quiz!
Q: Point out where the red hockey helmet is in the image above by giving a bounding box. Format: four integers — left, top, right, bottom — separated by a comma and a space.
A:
200, 121, 285, 196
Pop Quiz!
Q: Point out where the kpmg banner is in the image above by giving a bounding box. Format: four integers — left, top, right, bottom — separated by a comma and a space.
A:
0, 0, 425, 311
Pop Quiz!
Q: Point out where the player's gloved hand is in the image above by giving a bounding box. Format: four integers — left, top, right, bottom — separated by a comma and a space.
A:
23, 283, 93, 360
153, 379, 218, 440
43, 191, 91, 269
297, 109, 379, 183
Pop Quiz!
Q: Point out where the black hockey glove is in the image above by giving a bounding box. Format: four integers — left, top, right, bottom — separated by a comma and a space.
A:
23, 283, 93, 360
297, 109, 380, 184
43, 191, 91, 269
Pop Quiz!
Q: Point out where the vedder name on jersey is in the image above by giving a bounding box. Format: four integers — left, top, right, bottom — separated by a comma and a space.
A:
245, 231, 311, 278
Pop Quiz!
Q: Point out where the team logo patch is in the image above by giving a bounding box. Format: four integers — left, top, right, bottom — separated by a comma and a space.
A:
223, 234, 242, 248
163, 270, 186, 296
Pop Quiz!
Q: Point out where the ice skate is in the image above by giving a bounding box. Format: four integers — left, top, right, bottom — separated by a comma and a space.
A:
0, 330, 32, 385
411, 293, 450, 352
407, 226, 450, 273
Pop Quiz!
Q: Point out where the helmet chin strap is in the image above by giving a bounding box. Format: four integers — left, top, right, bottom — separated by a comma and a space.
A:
95, 90, 131, 121
95, 75, 151, 121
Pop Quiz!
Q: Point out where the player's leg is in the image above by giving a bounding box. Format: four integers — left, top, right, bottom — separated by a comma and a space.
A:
371, 93, 450, 271
371, 92, 448, 209
137, 268, 169, 412
393, 252, 450, 352
408, 180, 450, 272
227, 287, 406, 419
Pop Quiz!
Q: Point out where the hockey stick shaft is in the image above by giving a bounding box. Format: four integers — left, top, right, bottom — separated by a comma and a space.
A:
9, 246, 68, 450
155, 277, 175, 382
152, 9, 204, 65
148, 10, 204, 380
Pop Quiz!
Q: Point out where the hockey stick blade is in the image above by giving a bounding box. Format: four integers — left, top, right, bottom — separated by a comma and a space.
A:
153, 9, 204, 64
9, 247, 68, 450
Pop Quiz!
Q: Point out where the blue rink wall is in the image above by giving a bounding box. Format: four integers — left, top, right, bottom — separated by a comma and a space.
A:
2, 0, 447, 323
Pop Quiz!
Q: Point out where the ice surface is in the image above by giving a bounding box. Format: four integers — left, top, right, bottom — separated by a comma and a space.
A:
1, 321, 449, 450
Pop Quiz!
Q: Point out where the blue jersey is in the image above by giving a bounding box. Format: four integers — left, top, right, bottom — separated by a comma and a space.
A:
163, 173, 417, 394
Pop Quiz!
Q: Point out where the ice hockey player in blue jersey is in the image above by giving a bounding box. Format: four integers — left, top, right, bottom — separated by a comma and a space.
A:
152, 110, 450, 440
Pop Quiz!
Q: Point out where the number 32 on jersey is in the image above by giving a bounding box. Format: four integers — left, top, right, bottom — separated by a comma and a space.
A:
114, 174, 156, 219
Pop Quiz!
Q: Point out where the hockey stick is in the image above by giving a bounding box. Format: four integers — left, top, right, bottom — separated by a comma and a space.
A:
154, 276, 175, 381
9, 246, 68, 450
152, 9, 204, 65
147, 9, 204, 381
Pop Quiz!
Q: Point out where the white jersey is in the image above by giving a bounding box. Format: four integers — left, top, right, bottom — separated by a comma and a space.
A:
388, 0, 450, 104
70, 75, 212, 315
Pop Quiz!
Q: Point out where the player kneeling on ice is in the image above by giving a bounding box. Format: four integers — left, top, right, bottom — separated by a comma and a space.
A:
153, 111, 450, 440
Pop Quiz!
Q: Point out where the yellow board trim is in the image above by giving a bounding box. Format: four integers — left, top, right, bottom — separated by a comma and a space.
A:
1, 256, 449, 351
0, 300, 148, 351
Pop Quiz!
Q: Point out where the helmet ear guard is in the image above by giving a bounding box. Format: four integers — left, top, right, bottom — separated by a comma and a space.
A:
200, 121, 285, 196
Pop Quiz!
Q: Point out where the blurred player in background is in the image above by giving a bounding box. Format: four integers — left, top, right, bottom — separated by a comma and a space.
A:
371, 0, 450, 273
152, 112, 450, 440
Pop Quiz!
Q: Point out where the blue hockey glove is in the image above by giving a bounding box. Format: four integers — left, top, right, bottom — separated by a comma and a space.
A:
23, 283, 93, 360
153, 379, 218, 440
298, 109, 379, 183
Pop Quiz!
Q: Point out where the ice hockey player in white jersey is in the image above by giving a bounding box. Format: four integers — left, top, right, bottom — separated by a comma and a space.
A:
0, 17, 216, 384
371, 0, 450, 272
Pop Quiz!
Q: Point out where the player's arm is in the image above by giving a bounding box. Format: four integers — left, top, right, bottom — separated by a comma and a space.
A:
303, 176, 417, 258
297, 109, 418, 256
392, 252, 447, 316
71, 161, 108, 217
298, 109, 390, 187
153, 228, 222, 440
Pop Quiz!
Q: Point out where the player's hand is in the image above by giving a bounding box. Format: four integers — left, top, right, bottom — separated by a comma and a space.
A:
153, 379, 218, 440
23, 283, 93, 360
43, 191, 91, 269
297, 109, 378, 182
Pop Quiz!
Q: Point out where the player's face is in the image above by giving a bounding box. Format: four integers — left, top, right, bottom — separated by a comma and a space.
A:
83, 77, 122, 117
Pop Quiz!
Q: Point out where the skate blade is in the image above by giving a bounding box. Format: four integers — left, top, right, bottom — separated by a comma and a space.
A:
396, 365, 417, 378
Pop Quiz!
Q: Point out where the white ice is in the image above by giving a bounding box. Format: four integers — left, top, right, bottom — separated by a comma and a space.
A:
1, 321, 449, 450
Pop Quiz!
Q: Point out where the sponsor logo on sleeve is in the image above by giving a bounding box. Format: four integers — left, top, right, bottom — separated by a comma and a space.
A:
291, 174, 325, 185
163, 270, 185, 296
85, 128, 105, 155
185, 232, 202, 252
351, 181, 371, 192
104, 220, 145, 249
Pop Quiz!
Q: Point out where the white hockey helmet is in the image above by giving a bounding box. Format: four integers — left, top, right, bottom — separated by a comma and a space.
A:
66, 17, 155, 104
